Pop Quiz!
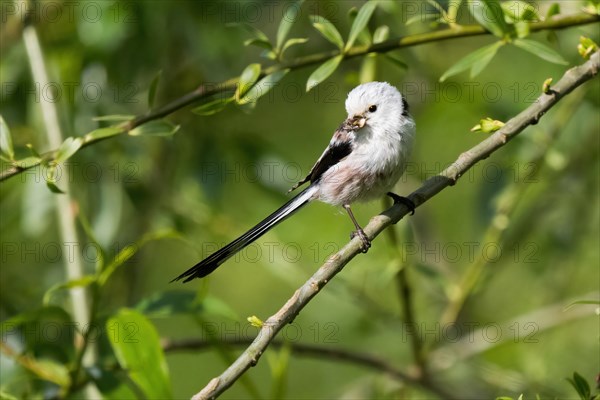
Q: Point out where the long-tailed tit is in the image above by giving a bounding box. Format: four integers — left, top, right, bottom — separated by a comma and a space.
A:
173, 81, 415, 282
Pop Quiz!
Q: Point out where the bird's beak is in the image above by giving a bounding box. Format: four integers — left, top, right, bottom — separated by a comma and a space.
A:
349, 114, 366, 129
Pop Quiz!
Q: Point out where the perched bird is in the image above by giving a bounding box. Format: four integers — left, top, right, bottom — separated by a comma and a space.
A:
174, 81, 416, 282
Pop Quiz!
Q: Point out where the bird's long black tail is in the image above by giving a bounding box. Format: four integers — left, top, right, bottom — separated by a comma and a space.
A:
172, 185, 318, 282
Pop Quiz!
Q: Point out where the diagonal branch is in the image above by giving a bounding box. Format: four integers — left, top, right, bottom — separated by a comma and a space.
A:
192, 52, 599, 400
1, 13, 598, 183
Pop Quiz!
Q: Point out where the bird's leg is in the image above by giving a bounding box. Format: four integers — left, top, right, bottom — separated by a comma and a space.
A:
387, 192, 415, 215
344, 204, 371, 253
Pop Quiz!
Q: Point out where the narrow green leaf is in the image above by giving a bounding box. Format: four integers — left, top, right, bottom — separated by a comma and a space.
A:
546, 3, 560, 18
0, 115, 14, 160
501, 1, 539, 22
513, 38, 568, 65
192, 97, 234, 116
239, 69, 289, 105
260, 49, 277, 60
467, 0, 510, 37
276, 0, 303, 51
470, 41, 504, 77
19, 358, 71, 387
98, 230, 180, 286
46, 180, 65, 194
55, 137, 83, 164
310, 15, 344, 49
235, 63, 262, 101
107, 309, 172, 399
14, 156, 41, 169
373, 25, 389, 44
440, 41, 504, 81
84, 126, 125, 143
129, 120, 180, 137
227, 22, 270, 43
244, 38, 273, 50
345, 1, 378, 51
406, 13, 440, 26
306, 55, 343, 91
566, 372, 591, 400
281, 38, 308, 57
43, 276, 97, 306
148, 70, 162, 109
92, 114, 135, 122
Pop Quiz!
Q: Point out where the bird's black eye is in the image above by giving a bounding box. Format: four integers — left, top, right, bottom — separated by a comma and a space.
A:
368, 105, 377, 112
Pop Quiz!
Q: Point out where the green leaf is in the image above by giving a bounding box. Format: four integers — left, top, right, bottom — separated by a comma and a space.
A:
235, 63, 262, 102
280, 38, 308, 57
84, 126, 125, 143
239, 69, 289, 105
467, 0, 510, 38
92, 114, 135, 122
43, 276, 97, 306
440, 41, 504, 81
564, 299, 600, 311
405, 12, 440, 26
546, 3, 560, 18
373, 25, 389, 44
345, 1, 378, 51
129, 119, 180, 137
107, 309, 172, 399
55, 137, 83, 163
276, 0, 303, 51
136, 290, 199, 317
566, 372, 591, 400
244, 38, 273, 50
227, 22, 270, 43
501, 1, 540, 22
191, 97, 234, 116
310, 15, 344, 49
513, 39, 568, 65
0, 115, 14, 160
98, 230, 180, 286
306, 55, 344, 91
13, 156, 41, 169
46, 181, 64, 194
148, 70, 162, 109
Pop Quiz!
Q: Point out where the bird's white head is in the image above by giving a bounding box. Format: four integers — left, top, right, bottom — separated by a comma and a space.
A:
344, 81, 411, 134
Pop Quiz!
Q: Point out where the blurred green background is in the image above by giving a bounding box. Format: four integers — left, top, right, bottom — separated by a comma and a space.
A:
1, 1, 599, 399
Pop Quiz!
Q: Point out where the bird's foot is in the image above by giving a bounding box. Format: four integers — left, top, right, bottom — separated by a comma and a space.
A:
350, 228, 371, 253
387, 192, 415, 215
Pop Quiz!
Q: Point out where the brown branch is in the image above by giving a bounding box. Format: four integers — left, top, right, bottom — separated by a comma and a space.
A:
192, 52, 600, 400
1, 13, 598, 183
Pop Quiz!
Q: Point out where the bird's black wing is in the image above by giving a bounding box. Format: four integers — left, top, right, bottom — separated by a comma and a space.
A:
289, 126, 354, 192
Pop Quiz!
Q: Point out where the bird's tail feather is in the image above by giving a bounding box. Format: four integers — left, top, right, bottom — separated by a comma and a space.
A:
172, 185, 317, 282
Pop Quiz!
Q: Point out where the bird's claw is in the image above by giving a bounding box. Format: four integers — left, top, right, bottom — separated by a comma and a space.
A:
387, 192, 415, 215
350, 229, 371, 253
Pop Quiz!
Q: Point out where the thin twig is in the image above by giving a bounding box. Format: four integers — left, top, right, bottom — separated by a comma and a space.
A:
192, 52, 600, 400
22, 22, 99, 399
384, 218, 426, 376
1, 13, 597, 183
